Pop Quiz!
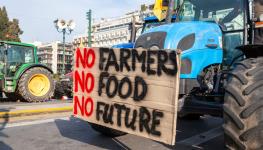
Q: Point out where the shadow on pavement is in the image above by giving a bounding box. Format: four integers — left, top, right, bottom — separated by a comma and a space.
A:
0, 108, 12, 150
162, 116, 224, 150
54, 116, 130, 150
55, 115, 223, 150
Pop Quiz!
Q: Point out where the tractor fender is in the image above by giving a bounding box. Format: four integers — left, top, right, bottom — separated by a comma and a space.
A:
14, 64, 53, 82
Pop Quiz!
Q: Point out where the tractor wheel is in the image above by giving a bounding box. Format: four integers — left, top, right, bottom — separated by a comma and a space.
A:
53, 80, 72, 99
17, 67, 54, 102
53, 81, 65, 99
61, 80, 73, 98
224, 57, 263, 150
90, 123, 126, 137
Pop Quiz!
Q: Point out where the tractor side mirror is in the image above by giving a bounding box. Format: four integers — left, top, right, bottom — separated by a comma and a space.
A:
179, 0, 184, 5
175, 0, 183, 8
255, 14, 263, 28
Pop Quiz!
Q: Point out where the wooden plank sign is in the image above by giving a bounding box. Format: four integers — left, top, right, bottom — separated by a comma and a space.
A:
73, 47, 181, 145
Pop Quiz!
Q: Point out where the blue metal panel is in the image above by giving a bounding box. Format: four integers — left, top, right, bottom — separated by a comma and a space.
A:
112, 43, 134, 48
144, 15, 176, 22
141, 21, 223, 79
180, 49, 222, 78
144, 16, 158, 21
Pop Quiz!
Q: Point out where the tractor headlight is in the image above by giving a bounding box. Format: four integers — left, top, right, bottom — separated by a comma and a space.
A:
6, 81, 12, 85
10, 65, 16, 72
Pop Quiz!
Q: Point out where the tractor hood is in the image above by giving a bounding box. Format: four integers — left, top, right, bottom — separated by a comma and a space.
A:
134, 21, 222, 51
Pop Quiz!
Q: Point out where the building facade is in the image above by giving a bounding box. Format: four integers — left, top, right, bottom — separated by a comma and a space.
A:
73, 5, 154, 48
37, 41, 73, 74
91, 11, 141, 47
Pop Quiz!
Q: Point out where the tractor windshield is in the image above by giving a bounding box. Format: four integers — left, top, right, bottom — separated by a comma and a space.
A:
177, 0, 244, 31
5, 44, 34, 77
7, 44, 34, 64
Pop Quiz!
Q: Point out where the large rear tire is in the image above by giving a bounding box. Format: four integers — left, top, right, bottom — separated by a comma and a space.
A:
90, 123, 126, 137
17, 67, 54, 102
224, 58, 263, 150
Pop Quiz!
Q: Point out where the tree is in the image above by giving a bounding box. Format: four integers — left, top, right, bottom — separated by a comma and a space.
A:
0, 6, 23, 42
0, 7, 9, 39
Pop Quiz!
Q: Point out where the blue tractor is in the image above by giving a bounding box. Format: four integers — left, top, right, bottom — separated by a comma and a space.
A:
90, 0, 263, 148
133, 0, 263, 149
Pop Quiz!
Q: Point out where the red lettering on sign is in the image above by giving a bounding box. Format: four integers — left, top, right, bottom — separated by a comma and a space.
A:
73, 95, 85, 116
85, 97, 94, 116
76, 48, 95, 69
85, 73, 95, 93
87, 48, 95, 68
74, 70, 85, 93
74, 71, 95, 93
74, 95, 94, 117
76, 48, 86, 68
74, 47, 96, 118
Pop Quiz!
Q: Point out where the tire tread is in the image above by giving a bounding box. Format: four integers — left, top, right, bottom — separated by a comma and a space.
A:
224, 57, 263, 150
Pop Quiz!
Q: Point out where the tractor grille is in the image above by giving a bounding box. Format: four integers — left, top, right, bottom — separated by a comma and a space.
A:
134, 32, 167, 49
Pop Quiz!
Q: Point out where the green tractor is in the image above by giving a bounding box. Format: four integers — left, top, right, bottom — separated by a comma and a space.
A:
0, 41, 54, 102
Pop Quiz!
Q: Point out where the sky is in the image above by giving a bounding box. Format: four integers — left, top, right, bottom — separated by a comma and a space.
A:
0, 0, 153, 43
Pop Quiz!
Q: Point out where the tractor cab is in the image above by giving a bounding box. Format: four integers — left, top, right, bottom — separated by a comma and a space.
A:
136, 0, 245, 63
177, 0, 245, 65
0, 42, 36, 77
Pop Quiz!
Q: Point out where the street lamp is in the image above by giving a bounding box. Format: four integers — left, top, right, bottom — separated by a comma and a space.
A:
54, 19, 76, 75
